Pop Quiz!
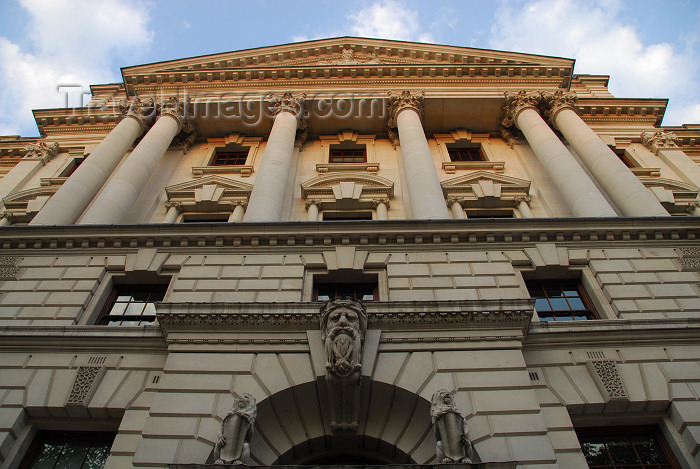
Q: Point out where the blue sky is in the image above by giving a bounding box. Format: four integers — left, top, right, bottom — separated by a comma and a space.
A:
0, 0, 698, 137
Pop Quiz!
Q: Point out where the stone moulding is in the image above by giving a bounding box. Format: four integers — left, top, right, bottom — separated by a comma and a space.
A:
169, 463, 517, 469
0, 217, 697, 252
156, 300, 534, 337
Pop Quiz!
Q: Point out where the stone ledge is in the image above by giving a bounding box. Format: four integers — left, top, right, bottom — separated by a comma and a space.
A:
170, 465, 517, 469
0, 217, 697, 252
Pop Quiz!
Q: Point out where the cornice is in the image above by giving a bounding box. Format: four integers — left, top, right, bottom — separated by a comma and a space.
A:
122, 65, 572, 93
524, 318, 700, 348
156, 299, 534, 334
0, 325, 166, 352
0, 218, 697, 254
121, 37, 574, 77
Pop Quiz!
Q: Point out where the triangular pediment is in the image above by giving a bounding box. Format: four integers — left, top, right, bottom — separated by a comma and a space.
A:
165, 175, 253, 196
122, 37, 574, 76
442, 171, 531, 191
301, 173, 394, 199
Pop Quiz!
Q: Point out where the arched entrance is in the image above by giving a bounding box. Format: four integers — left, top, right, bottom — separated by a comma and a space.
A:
248, 379, 436, 465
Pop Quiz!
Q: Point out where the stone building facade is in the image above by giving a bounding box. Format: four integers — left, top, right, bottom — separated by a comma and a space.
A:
0, 37, 699, 469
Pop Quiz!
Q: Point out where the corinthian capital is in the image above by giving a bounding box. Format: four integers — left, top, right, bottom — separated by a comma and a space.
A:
268, 92, 306, 117
387, 90, 424, 128
159, 96, 192, 132
641, 130, 679, 153
118, 97, 156, 132
542, 90, 578, 125
22, 141, 59, 162
501, 90, 542, 128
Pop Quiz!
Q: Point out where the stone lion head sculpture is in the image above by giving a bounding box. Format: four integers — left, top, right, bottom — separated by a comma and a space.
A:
430, 389, 459, 423
227, 393, 257, 425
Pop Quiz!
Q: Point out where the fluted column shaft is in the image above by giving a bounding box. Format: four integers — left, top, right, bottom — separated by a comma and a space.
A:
30, 100, 152, 225
503, 91, 616, 217
244, 93, 305, 222
80, 112, 182, 224
389, 91, 449, 219
546, 92, 668, 217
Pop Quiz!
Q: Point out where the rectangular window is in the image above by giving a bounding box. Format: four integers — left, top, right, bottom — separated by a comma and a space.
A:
322, 211, 373, 221
526, 280, 596, 321
329, 149, 367, 163
99, 284, 167, 326
466, 210, 513, 219
314, 282, 377, 301
447, 147, 484, 162
612, 148, 635, 168
212, 151, 248, 166
21, 431, 115, 469
577, 426, 680, 469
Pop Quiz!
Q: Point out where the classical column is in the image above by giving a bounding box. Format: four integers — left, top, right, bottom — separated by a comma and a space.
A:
0, 142, 59, 202
388, 91, 450, 219
30, 98, 154, 225
243, 93, 306, 222
687, 202, 700, 217
513, 196, 533, 218
305, 199, 321, 221
448, 198, 466, 219
502, 91, 616, 217
642, 130, 700, 187
80, 97, 191, 224
228, 201, 246, 222
543, 91, 668, 217
163, 202, 183, 223
0, 213, 14, 226
373, 198, 390, 220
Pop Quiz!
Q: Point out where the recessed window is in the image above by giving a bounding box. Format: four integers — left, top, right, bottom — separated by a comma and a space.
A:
447, 146, 484, 162
466, 210, 513, 219
99, 284, 167, 326
20, 431, 115, 469
212, 151, 248, 166
612, 148, 635, 168
314, 282, 377, 301
329, 149, 367, 163
577, 426, 680, 469
182, 213, 229, 223
62, 158, 85, 177
322, 211, 373, 221
526, 280, 596, 321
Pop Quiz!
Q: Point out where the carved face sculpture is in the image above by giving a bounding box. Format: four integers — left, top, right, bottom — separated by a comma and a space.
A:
320, 298, 367, 378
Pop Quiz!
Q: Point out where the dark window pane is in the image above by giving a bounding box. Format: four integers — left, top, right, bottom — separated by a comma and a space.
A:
548, 297, 570, 310
55, 440, 90, 469
83, 443, 111, 469
33, 441, 64, 468
580, 439, 611, 466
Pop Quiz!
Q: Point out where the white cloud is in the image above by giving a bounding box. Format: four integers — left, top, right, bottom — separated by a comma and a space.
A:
0, 0, 154, 136
348, 0, 434, 43
489, 0, 699, 126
